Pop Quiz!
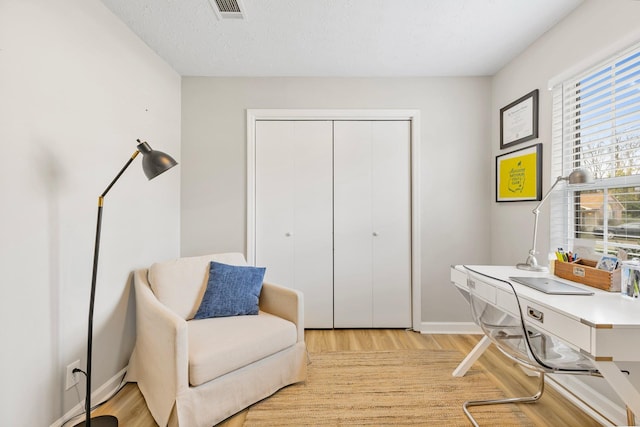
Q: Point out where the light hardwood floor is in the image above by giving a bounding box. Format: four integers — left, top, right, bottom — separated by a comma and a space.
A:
89, 330, 602, 426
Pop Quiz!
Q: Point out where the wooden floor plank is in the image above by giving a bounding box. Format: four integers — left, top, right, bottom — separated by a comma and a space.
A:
89, 330, 602, 426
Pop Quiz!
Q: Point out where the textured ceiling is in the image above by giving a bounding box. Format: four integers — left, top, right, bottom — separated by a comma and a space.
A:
99, 0, 584, 77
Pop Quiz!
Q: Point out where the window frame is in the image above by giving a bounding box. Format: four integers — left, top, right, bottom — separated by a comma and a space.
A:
550, 43, 640, 259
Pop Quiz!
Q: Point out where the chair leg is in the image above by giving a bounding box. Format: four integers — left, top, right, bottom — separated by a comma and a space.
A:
463, 372, 545, 427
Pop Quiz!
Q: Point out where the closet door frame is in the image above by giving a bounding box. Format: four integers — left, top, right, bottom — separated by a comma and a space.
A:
247, 109, 421, 331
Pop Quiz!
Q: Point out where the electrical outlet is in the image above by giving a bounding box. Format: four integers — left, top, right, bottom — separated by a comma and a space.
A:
65, 360, 81, 390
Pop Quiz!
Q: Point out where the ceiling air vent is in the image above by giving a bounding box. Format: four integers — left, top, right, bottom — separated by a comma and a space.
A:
209, 0, 246, 20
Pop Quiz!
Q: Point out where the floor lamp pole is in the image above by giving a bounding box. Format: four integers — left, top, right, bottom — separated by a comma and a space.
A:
74, 140, 177, 427
78, 153, 138, 427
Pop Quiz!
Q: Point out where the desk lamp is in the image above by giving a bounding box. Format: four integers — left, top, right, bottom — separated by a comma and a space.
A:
516, 168, 592, 272
75, 140, 177, 427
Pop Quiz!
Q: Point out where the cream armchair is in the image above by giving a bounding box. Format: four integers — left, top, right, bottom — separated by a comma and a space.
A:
126, 253, 307, 427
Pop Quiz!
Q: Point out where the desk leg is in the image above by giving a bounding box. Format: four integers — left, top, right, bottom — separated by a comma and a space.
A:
452, 335, 491, 377
595, 361, 640, 425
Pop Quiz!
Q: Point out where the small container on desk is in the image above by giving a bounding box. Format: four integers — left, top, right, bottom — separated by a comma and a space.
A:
620, 260, 640, 299
553, 259, 621, 292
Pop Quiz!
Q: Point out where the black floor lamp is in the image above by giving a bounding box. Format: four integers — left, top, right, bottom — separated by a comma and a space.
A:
74, 140, 177, 427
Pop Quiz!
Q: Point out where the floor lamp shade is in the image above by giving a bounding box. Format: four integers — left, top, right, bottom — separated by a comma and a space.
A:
137, 140, 178, 180
75, 140, 177, 427
516, 168, 592, 272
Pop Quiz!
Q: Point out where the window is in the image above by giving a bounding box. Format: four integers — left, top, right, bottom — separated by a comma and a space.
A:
551, 44, 640, 259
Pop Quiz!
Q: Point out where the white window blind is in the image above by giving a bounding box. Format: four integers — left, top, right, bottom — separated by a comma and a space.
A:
551, 43, 640, 258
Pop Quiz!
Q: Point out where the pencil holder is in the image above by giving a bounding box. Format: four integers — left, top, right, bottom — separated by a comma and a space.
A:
554, 259, 621, 292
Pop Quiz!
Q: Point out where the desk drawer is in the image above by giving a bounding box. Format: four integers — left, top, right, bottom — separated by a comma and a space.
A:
450, 267, 467, 288
467, 276, 497, 304
500, 293, 591, 352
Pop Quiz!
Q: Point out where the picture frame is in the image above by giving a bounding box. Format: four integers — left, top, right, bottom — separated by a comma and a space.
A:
500, 89, 539, 149
496, 143, 542, 202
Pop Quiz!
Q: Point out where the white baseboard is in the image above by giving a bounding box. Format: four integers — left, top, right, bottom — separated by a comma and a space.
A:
420, 321, 482, 334
546, 374, 628, 427
50, 366, 128, 427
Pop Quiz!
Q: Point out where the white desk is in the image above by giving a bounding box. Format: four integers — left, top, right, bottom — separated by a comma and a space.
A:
450, 264, 640, 419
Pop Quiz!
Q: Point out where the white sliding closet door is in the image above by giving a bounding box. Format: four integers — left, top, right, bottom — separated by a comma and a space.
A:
255, 120, 334, 328
333, 121, 411, 328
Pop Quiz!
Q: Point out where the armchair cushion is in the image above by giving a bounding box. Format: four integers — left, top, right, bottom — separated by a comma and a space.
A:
188, 311, 297, 386
148, 253, 248, 320
194, 262, 265, 319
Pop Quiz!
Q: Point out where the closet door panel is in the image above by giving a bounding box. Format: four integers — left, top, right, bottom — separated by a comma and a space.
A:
371, 121, 411, 327
334, 120, 411, 328
256, 121, 295, 287
255, 120, 334, 328
292, 121, 334, 328
333, 121, 373, 327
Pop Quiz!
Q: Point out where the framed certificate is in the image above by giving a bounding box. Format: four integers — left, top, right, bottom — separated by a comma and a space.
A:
496, 143, 542, 202
500, 89, 538, 149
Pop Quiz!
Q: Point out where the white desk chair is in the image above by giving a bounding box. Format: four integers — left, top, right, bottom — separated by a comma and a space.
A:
462, 266, 635, 427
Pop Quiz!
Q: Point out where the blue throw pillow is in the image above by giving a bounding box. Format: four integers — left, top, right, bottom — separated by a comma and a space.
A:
194, 261, 266, 319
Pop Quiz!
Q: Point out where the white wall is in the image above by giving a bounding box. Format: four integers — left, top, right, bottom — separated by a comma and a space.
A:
491, 0, 640, 266
0, 0, 181, 424
490, 0, 640, 419
181, 77, 492, 323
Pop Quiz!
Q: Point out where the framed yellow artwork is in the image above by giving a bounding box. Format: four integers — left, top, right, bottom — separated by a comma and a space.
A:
496, 143, 542, 202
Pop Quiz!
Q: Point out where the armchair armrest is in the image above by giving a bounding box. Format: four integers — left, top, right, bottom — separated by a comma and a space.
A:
129, 269, 189, 427
260, 282, 305, 342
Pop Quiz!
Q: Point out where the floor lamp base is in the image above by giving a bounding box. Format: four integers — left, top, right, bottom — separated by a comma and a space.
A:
74, 415, 118, 427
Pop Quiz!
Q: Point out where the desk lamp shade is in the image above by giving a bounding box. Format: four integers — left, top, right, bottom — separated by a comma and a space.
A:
75, 140, 177, 427
567, 168, 590, 185
516, 168, 592, 272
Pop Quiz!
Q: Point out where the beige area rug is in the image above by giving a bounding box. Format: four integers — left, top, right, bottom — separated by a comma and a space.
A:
244, 349, 531, 426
